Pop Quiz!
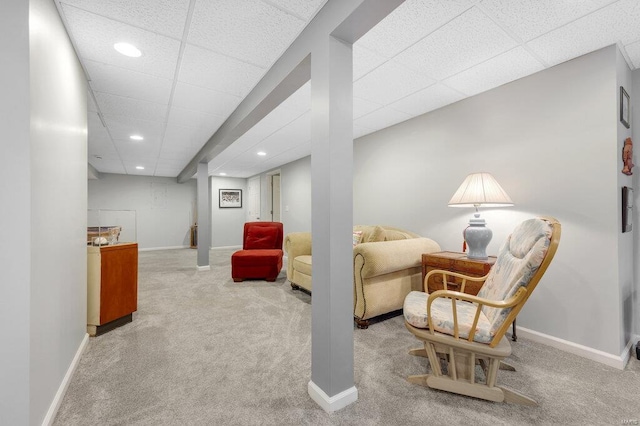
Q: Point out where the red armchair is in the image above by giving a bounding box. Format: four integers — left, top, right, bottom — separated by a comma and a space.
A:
231, 222, 283, 282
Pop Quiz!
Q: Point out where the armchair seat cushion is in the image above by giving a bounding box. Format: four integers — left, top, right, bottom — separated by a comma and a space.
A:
231, 249, 283, 267
292, 255, 312, 276
404, 291, 493, 344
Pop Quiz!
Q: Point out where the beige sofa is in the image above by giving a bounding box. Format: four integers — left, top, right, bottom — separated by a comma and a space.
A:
284, 225, 441, 328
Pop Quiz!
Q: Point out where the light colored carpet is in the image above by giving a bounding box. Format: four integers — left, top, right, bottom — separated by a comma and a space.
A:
54, 248, 640, 425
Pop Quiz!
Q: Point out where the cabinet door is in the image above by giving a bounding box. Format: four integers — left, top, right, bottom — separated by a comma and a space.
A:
100, 244, 138, 324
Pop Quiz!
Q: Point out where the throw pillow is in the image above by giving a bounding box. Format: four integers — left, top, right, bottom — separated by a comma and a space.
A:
352, 230, 363, 247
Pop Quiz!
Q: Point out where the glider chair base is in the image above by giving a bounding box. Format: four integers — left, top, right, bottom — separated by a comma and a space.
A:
405, 322, 537, 406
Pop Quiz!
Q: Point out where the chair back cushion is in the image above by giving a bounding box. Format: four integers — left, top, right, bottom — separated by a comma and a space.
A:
243, 222, 283, 250
477, 218, 553, 336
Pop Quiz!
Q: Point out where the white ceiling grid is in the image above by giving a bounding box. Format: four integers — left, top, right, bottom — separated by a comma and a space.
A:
55, 0, 640, 179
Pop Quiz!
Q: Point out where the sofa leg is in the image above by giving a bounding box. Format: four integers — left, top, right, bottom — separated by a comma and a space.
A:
354, 318, 370, 329
233, 278, 243, 282
290, 282, 300, 290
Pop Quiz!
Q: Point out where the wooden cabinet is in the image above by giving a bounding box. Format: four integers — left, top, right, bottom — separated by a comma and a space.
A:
87, 243, 138, 336
422, 251, 496, 295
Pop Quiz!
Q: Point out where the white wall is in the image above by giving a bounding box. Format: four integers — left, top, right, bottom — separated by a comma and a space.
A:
280, 156, 312, 236
29, 0, 88, 424
354, 46, 627, 357
88, 174, 197, 250
211, 177, 247, 247
0, 1, 31, 424
632, 68, 640, 343
616, 49, 635, 352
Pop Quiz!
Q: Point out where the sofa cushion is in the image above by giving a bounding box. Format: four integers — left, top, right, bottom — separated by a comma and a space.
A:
293, 255, 312, 276
384, 229, 414, 241
246, 225, 279, 249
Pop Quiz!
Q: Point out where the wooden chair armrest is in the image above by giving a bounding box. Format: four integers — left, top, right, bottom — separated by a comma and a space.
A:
427, 287, 527, 309
426, 287, 528, 343
424, 269, 490, 293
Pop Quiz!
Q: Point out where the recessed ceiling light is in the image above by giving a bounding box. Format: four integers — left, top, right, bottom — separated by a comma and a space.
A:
135, 166, 144, 170
257, 151, 266, 156
219, 172, 227, 176
114, 42, 142, 58
129, 135, 144, 141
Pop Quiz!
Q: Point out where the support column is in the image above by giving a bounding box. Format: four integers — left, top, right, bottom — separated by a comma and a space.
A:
197, 162, 211, 270
308, 34, 355, 412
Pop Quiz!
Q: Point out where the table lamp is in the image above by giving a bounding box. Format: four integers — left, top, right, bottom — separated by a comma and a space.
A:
448, 172, 513, 259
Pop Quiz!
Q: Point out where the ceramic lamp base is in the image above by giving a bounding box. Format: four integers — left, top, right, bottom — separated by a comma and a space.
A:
464, 214, 492, 260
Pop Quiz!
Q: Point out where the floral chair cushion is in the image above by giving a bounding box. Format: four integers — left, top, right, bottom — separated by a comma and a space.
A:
476, 218, 552, 337
403, 218, 553, 344
404, 291, 493, 343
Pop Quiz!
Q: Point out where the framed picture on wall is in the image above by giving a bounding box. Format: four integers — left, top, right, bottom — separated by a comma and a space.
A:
622, 186, 633, 233
620, 86, 630, 129
219, 189, 242, 208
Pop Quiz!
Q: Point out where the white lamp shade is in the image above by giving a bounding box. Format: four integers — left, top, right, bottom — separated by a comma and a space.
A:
448, 172, 514, 207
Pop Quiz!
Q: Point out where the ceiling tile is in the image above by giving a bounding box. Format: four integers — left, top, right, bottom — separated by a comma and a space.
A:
188, 0, 305, 68
166, 107, 226, 137
353, 97, 383, 119
123, 161, 156, 175
102, 115, 164, 142
59, 0, 190, 39
85, 60, 173, 105
61, 4, 181, 79
357, 0, 476, 58
388, 83, 465, 116
90, 159, 126, 174
625, 39, 640, 68
163, 122, 219, 153
153, 168, 183, 178
353, 107, 411, 132
113, 139, 162, 159
263, 0, 327, 20
95, 92, 168, 123
353, 45, 389, 80
479, 0, 618, 42
527, 0, 640, 67
179, 44, 266, 97
172, 82, 242, 118
443, 47, 545, 97
394, 7, 518, 80
354, 60, 436, 105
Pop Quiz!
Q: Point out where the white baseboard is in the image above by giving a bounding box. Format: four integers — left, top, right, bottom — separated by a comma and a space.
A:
517, 326, 634, 370
138, 245, 190, 252
211, 245, 242, 250
42, 333, 89, 426
197, 265, 211, 271
308, 381, 358, 413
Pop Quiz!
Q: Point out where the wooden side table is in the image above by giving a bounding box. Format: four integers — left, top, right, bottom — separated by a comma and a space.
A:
421, 251, 518, 341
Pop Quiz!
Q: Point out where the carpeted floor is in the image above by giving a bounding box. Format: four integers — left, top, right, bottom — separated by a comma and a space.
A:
54, 248, 640, 425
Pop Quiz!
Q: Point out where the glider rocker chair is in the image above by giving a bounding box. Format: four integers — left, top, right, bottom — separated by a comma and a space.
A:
403, 216, 561, 406
231, 222, 283, 282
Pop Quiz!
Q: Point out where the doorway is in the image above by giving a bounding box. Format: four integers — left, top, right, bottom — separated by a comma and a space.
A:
270, 173, 281, 222
247, 176, 261, 221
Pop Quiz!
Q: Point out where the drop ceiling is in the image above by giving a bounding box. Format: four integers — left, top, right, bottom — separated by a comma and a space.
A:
56, 0, 640, 179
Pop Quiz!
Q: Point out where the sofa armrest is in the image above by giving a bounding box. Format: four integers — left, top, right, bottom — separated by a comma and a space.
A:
353, 237, 441, 279
284, 232, 312, 281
